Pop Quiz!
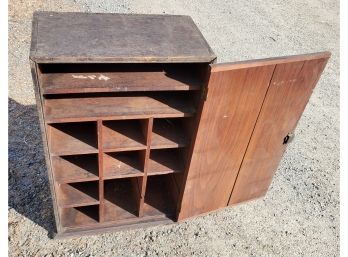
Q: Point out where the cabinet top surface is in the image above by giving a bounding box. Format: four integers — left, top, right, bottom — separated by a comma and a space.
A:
30, 12, 216, 63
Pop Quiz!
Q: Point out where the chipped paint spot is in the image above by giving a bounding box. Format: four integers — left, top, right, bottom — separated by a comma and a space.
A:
99, 74, 110, 81
72, 75, 88, 79
223, 115, 228, 118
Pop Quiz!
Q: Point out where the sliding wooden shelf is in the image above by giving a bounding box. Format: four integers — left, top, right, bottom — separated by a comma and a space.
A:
41, 68, 203, 94
102, 120, 147, 152
52, 154, 99, 183
104, 178, 140, 222
151, 118, 189, 149
48, 122, 98, 156
44, 95, 196, 123
148, 149, 184, 176
60, 205, 99, 228
56, 181, 99, 208
103, 151, 144, 179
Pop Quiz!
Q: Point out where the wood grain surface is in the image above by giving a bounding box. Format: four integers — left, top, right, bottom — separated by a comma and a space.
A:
229, 56, 330, 204
30, 12, 216, 63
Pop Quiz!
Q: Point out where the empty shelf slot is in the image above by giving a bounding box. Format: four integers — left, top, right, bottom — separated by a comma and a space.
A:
104, 178, 141, 222
144, 175, 179, 218
52, 154, 99, 183
104, 151, 144, 179
56, 181, 99, 208
148, 149, 184, 176
60, 205, 99, 228
151, 118, 190, 149
102, 120, 147, 152
47, 122, 98, 156
44, 94, 196, 123
39, 63, 205, 94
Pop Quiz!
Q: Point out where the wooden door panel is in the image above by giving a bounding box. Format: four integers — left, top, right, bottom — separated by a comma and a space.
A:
228, 56, 330, 205
177, 64, 276, 220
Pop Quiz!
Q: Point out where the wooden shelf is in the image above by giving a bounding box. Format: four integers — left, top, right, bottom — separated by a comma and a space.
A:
103, 152, 144, 180
60, 205, 99, 228
48, 122, 98, 156
151, 118, 189, 149
148, 149, 184, 176
44, 95, 196, 123
102, 120, 147, 152
144, 175, 177, 218
56, 182, 99, 208
41, 69, 202, 94
104, 178, 140, 222
52, 154, 99, 183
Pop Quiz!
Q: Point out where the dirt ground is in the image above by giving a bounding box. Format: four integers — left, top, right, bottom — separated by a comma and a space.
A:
8, 0, 339, 256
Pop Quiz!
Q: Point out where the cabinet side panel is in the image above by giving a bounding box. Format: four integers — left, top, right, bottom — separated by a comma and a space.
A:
178, 65, 275, 220
229, 57, 329, 205
30, 60, 61, 233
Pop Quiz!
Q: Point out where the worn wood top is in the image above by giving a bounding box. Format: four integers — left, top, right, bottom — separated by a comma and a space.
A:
30, 12, 216, 63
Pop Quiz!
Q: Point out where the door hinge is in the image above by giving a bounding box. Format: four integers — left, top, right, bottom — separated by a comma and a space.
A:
201, 85, 208, 100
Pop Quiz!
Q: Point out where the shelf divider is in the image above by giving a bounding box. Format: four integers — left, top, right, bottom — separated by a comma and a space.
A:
138, 118, 153, 217
97, 120, 105, 223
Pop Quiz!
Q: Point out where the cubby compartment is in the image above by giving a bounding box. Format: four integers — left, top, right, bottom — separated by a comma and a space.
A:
151, 118, 194, 149
148, 149, 185, 176
39, 63, 207, 94
103, 151, 145, 179
144, 174, 180, 218
56, 181, 99, 208
60, 205, 99, 228
47, 122, 98, 155
102, 119, 147, 152
52, 154, 99, 183
104, 178, 141, 222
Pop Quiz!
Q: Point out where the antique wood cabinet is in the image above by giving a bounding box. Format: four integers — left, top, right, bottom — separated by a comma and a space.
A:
30, 12, 330, 238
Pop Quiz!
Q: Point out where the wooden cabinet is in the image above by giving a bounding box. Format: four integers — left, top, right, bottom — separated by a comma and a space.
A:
30, 12, 330, 238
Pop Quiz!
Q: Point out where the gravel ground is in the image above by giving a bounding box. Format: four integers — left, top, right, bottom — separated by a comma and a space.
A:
8, 0, 339, 256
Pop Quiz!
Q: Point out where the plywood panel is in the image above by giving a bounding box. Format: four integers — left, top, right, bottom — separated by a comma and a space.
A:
229, 56, 330, 204
177, 64, 275, 220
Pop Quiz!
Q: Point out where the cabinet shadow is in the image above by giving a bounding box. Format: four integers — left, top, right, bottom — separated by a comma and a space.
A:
8, 98, 56, 238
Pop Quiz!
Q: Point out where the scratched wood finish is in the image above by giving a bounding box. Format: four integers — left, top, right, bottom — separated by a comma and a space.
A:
229, 56, 330, 205
44, 96, 196, 123
177, 64, 275, 220
30, 12, 216, 63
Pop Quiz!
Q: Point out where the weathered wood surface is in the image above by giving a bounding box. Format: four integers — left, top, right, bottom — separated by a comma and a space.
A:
229, 55, 330, 205
30, 12, 216, 63
178, 64, 275, 220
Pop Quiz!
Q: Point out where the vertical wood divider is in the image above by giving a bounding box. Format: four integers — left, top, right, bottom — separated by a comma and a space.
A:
97, 120, 105, 222
139, 117, 154, 217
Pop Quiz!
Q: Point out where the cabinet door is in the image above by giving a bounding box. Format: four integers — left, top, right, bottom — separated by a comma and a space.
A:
229, 54, 330, 205
178, 52, 330, 220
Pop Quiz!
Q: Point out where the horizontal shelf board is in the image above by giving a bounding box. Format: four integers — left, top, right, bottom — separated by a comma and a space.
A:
60, 205, 99, 228
44, 96, 196, 123
103, 146, 147, 153
104, 179, 140, 222
103, 152, 144, 180
41, 71, 202, 94
102, 120, 147, 152
151, 118, 189, 149
48, 122, 98, 156
56, 182, 99, 208
148, 149, 184, 176
52, 154, 99, 183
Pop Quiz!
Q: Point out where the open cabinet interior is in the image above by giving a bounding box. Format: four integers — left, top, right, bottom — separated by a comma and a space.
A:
39, 61, 207, 234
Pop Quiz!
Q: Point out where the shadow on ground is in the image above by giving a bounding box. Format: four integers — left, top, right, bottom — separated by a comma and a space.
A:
8, 98, 56, 237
